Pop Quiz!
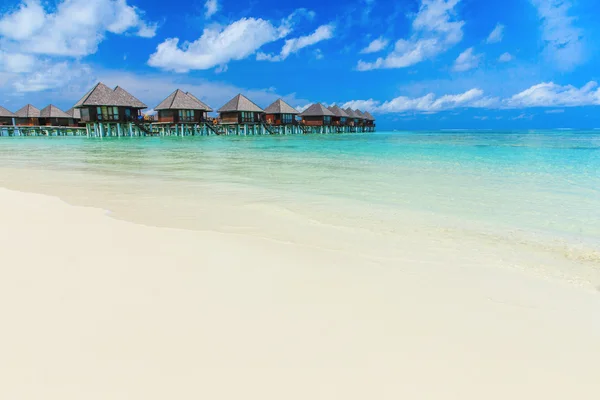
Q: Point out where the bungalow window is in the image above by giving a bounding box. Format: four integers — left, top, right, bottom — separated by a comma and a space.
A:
241, 112, 254, 123
97, 106, 119, 121
324, 116, 332, 124
281, 113, 293, 124
178, 109, 195, 122
80, 108, 90, 122
340, 117, 347, 124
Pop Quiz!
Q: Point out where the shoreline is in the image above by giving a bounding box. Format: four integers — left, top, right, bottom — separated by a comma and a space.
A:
1, 185, 599, 399
1, 163, 599, 291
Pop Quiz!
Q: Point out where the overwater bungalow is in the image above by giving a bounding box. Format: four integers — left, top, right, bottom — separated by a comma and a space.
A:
344, 108, 360, 126
15, 104, 41, 126
218, 94, 264, 124
155, 89, 213, 124
354, 109, 368, 126
73, 82, 147, 123
39, 105, 71, 126
66, 107, 82, 126
264, 99, 299, 125
363, 111, 376, 127
0, 106, 16, 126
327, 105, 350, 126
300, 103, 335, 126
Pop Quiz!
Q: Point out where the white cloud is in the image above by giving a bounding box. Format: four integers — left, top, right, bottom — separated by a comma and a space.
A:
0, 0, 155, 94
486, 23, 504, 44
341, 99, 380, 111
0, 51, 36, 73
0, 0, 157, 57
257, 24, 334, 62
530, 0, 584, 71
545, 109, 564, 114
342, 88, 496, 114
498, 52, 513, 62
360, 37, 389, 54
453, 47, 482, 72
13, 61, 94, 92
342, 81, 600, 114
149, 18, 290, 72
314, 49, 324, 60
357, 0, 464, 71
506, 81, 600, 108
205, 0, 218, 19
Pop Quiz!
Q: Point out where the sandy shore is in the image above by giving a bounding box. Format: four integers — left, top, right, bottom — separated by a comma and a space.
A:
1, 186, 599, 399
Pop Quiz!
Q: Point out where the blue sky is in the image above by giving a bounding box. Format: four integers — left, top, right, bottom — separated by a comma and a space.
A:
1, 0, 600, 129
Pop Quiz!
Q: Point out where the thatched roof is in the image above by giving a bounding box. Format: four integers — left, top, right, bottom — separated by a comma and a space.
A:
66, 107, 81, 119
301, 103, 335, 117
218, 94, 263, 113
186, 92, 213, 112
344, 108, 359, 118
0, 105, 15, 118
15, 104, 40, 118
264, 98, 299, 114
40, 104, 71, 119
354, 109, 367, 119
155, 89, 213, 111
327, 105, 350, 118
74, 82, 147, 108
113, 86, 147, 108
363, 111, 375, 121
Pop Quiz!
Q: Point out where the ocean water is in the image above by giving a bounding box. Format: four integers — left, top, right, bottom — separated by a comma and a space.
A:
1, 130, 599, 266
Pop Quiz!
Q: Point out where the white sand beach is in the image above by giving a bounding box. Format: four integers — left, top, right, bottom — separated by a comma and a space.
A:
1, 184, 599, 399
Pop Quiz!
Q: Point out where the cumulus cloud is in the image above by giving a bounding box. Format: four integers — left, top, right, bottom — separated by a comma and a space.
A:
340, 81, 600, 114
498, 52, 513, 62
506, 81, 600, 108
530, 0, 584, 71
453, 47, 482, 72
357, 0, 464, 71
341, 99, 380, 111
486, 23, 504, 44
341, 88, 496, 114
13, 61, 94, 92
149, 18, 290, 72
257, 24, 334, 62
360, 37, 389, 54
0, 51, 36, 73
205, 0, 218, 18
0, 0, 157, 57
0, 0, 155, 93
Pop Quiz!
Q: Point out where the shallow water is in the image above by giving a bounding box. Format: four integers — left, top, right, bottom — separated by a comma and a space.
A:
2, 131, 599, 241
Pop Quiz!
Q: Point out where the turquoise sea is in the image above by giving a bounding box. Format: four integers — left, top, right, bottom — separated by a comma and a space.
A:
1, 130, 599, 261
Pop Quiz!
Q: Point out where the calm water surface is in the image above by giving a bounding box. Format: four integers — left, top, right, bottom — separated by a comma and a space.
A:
1, 130, 599, 246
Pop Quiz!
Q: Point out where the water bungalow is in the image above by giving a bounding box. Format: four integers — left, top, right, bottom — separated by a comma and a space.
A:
300, 103, 335, 126
344, 108, 360, 126
74, 82, 147, 123
363, 111, 376, 128
15, 104, 40, 126
39, 105, 72, 127
355, 109, 368, 126
327, 105, 350, 127
155, 89, 213, 124
218, 94, 264, 124
264, 99, 299, 126
73, 82, 151, 136
0, 106, 16, 126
